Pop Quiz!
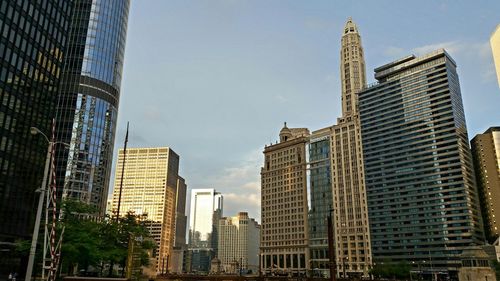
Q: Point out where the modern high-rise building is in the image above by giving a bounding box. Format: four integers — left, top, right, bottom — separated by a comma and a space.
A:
55, 0, 130, 216
308, 18, 372, 278
0, 0, 72, 273
111, 147, 183, 273
358, 49, 484, 272
308, 127, 333, 277
261, 124, 310, 275
188, 188, 223, 272
218, 212, 260, 273
491, 24, 500, 88
471, 127, 500, 243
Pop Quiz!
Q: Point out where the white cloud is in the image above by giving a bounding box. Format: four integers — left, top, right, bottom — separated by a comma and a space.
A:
383, 46, 405, 58
412, 41, 463, 55
275, 94, 289, 103
383, 40, 495, 83
207, 148, 262, 220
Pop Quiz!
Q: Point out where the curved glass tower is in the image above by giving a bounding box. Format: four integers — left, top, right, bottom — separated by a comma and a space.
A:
55, 0, 130, 215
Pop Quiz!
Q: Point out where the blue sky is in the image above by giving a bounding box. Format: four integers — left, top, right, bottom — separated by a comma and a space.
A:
113, 0, 500, 221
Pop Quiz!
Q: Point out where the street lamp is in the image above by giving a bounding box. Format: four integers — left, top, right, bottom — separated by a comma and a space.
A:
25, 127, 69, 281
342, 256, 348, 278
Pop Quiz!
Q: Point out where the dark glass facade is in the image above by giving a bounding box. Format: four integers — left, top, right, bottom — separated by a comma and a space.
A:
308, 129, 332, 276
358, 50, 484, 271
55, 0, 129, 215
0, 0, 72, 272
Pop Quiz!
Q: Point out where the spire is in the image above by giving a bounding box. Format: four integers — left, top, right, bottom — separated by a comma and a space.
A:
343, 17, 359, 35
340, 17, 366, 117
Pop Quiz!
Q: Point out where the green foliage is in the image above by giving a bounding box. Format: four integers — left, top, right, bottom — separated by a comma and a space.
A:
492, 259, 500, 280
59, 200, 156, 277
370, 260, 411, 279
14, 239, 31, 255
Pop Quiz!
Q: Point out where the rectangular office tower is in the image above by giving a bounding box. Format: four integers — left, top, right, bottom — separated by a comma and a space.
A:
358, 49, 484, 271
112, 147, 184, 273
261, 124, 310, 275
471, 127, 500, 243
218, 212, 260, 274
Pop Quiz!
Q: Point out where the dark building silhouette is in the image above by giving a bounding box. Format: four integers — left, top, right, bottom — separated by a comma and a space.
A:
0, 0, 73, 274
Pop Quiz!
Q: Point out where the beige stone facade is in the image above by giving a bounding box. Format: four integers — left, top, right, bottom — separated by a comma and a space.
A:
331, 18, 372, 277
471, 127, 500, 243
261, 125, 310, 275
218, 212, 260, 273
112, 147, 182, 273
330, 118, 372, 277
491, 25, 500, 88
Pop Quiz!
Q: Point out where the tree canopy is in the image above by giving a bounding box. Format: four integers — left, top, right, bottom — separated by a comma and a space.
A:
59, 200, 156, 277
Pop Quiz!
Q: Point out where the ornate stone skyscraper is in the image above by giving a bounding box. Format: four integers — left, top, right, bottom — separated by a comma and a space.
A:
309, 18, 372, 278
261, 124, 310, 275
331, 18, 372, 277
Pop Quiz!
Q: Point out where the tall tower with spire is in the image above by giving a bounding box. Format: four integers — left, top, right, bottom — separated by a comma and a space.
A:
340, 17, 366, 117
309, 18, 372, 278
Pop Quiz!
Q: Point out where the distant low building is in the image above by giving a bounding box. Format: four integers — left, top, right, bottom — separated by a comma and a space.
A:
188, 188, 223, 272
218, 212, 260, 274
458, 247, 497, 281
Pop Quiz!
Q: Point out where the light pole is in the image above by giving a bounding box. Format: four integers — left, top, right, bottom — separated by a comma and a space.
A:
25, 127, 69, 281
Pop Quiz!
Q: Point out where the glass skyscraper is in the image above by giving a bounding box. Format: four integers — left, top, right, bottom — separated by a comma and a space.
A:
308, 127, 332, 276
55, 0, 130, 215
0, 0, 72, 273
358, 49, 484, 272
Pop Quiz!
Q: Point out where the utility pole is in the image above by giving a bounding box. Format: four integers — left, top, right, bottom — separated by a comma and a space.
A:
327, 209, 337, 281
116, 122, 129, 221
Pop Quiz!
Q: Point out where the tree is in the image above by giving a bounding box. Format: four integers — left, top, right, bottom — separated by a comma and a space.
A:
492, 259, 500, 280
370, 260, 411, 279
58, 201, 156, 277
60, 200, 102, 275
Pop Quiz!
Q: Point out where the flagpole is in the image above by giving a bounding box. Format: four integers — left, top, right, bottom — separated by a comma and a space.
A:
116, 122, 129, 222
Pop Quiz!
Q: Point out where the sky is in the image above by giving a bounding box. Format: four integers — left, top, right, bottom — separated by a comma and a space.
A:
112, 0, 500, 222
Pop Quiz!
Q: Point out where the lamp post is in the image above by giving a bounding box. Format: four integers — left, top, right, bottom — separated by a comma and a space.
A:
25, 127, 69, 281
342, 256, 348, 279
